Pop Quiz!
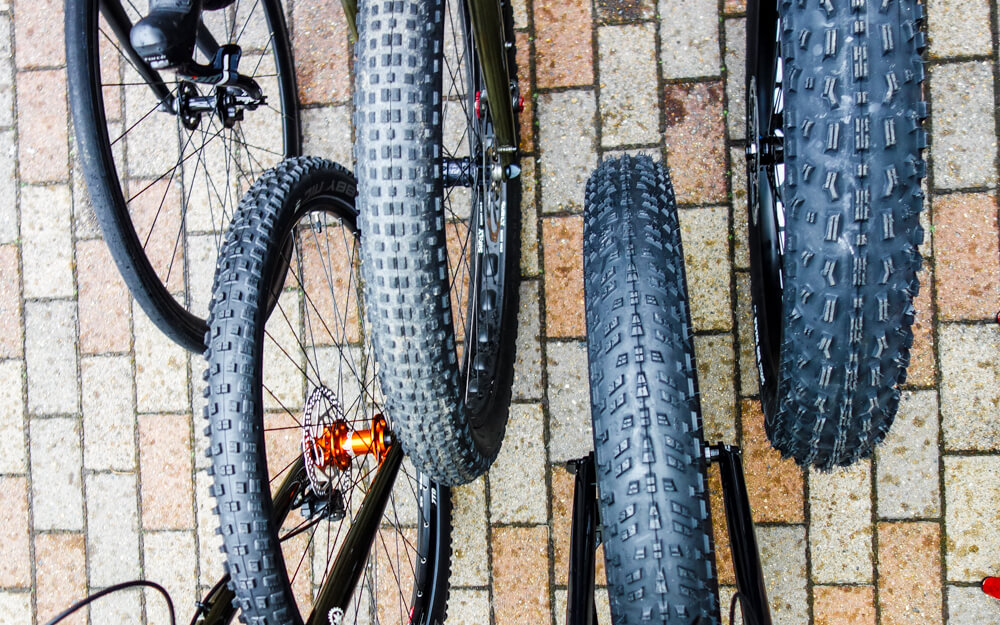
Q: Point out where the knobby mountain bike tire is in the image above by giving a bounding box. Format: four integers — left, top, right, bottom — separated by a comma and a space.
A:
354, 0, 521, 486
204, 157, 450, 625
583, 156, 721, 625
66, 0, 300, 353
746, 0, 927, 468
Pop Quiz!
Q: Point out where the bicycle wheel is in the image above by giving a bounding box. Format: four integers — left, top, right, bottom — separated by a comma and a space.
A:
204, 157, 450, 625
354, 0, 521, 485
583, 156, 720, 625
66, 0, 300, 353
745, 0, 927, 468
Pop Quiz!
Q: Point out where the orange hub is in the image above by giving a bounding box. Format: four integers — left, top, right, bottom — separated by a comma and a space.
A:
312, 414, 391, 472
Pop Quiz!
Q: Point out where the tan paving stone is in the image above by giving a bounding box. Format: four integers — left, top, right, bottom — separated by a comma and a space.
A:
944, 456, 1000, 581
86, 472, 140, 587
907, 267, 936, 387
20, 184, 73, 300
0, 131, 16, 243
301, 104, 353, 167
34, 533, 86, 625
551, 464, 606, 585
542, 215, 585, 338
598, 24, 659, 148
446, 589, 491, 625
76, 239, 131, 354
492, 526, 550, 625
735, 271, 759, 397
513, 280, 543, 400
24, 300, 78, 415
724, 18, 747, 140
88, 589, 141, 623
708, 464, 735, 585
0, 477, 29, 587
554, 588, 612, 625
16, 69, 68, 183
195, 470, 225, 587
71, 157, 101, 241
534, 0, 594, 89
538, 91, 598, 214
450, 476, 489, 587
519, 156, 540, 277
134, 310, 190, 414
679, 206, 732, 331
0, 360, 26, 474
13, 0, 63, 69
516, 31, 535, 154
933, 193, 1000, 321
928, 0, 993, 58
878, 522, 943, 625
758, 525, 808, 625
0, 593, 31, 625
81, 356, 135, 472
659, 0, 721, 79
695, 334, 737, 444
125, 178, 185, 295
664, 82, 727, 204
814, 585, 876, 625
0, 16, 12, 128
724, 0, 747, 13
29, 418, 83, 531
876, 390, 941, 519
546, 340, 592, 462
931, 62, 997, 190
940, 324, 1000, 450
489, 403, 547, 523
292, 0, 350, 105
809, 461, 873, 583
138, 414, 194, 530
731, 147, 749, 270
742, 399, 805, 523
0, 244, 21, 359
144, 531, 197, 625
947, 585, 1000, 625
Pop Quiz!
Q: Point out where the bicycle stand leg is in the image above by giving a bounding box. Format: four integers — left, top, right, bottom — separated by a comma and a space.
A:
566, 452, 598, 625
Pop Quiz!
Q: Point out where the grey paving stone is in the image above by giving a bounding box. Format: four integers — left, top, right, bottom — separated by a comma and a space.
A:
195, 470, 225, 587
940, 324, 1000, 450
809, 461, 874, 583
513, 280, 543, 401
679, 206, 732, 332
450, 476, 489, 587
876, 390, 941, 519
546, 340, 593, 462
20, 184, 74, 299
757, 525, 809, 625
490, 403, 547, 523
724, 18, 747, 141
735, 271, 759, 397
520, 156, 540, 278
446, 589, 490, 625
0, 130, 15, 244
88, 587, 141, 624
597, 24, 659, 147
134, 308, 190, 414
302, 104, 353, 168
24, 300, 78, 415
186, 233, 216, 321
511, 0, 528, 29
538, 90, 598, 214
81, 356, 135, 472
928, 0, 992, 59
659, 0, 721, 79
931, 62, 997, 190
731, 146, 749, 269
71, 153, 101, 241
694, 333, 737, 444
554, 587, 611, 624
944, 456, 1000, 581
947, 585, 1000, 625
0, 592, 31, 625
144, 531, 197, 625
86, 472, 141, 587
0, 360, 25, 474
29, 417, 83, 530
0, 14, 11, 129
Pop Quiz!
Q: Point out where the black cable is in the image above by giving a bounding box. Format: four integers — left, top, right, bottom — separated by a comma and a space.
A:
43, 580, 176, 625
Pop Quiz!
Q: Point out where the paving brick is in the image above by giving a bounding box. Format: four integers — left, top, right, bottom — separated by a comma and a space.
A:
71, 157, 101, 241
292, 0, 350, 105
81, 356, 135, 472
735, 272, 759, 397
16, 69, 68, 183
88, 589, 141, 624
742, 399, 805, 523
35, 533, 86, 625
876, 390, 940, 519
134, 309, 190, 414
758, 525, 808, 625
947, 585, 1000, 625
940, 324, 1000, 450
139, 414, 194, 530
511, 0, 528, 29
724, 18, 747, 140
519, 156, 540, 277
20, 184, 74, 299
490, 403, 547, 524
301, 104, 353, 167
695, 334, 736, 444
931, 62, 997, 190
933, 193, 1000, 321
731, 147, 749, 269
664, 82, 727, 204
450, 476, 489, 587
907, 267, 936, 387
813, 585, 876, 625
24, 300, 78, 415
596, 0, 654, 22
195, 470, 225, 587
0, 477, 29, 587
29, 418, 83, 531
86, 472, 141, 587
511, 281, 541, 401
0, 15, 12, 128
542, 215, 585, 338
0, 131, 16, 243
878, 522, 942, 625
724, 0, 747, 13
679, 206, 732, 331
0, 360, 25, 474
708, 465, 734, 585
551, 464, 606, 586
492, 526, 550, 625
185, 233, 216, 321
809, 461, 873, 583
0, 593, 31, 625
447, 589, 490, 625
122, 84, 180, 181
944, 456, 1000, 581
76, 239, 131, 354
546, 340, 592, 462
554, 588, 612, 624
597, 24, 659, 147
534, 0, 594, 89
126, 178, 186, 295
538, 91, 598, 214
516, 31, 535, 154
13, 0, 63, 69
0, 244, 20, 359
261, 289, 302, 414
659, 0, 721, 79
928, 0, 992, 59
144, 531, 197, 625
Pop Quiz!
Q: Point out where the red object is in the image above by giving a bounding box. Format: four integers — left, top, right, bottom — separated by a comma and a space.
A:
475, 91, 482, 119
516, 94, 525, 112
984, 577, 1000, 600
995, 310, 1000, 326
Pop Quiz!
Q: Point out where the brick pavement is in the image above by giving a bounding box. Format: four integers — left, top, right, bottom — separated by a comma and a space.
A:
1, 0, 1000, 624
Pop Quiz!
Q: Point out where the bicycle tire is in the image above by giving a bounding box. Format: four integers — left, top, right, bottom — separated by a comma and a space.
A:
204, 156, 450, 625
746, 0, 927, 468
354, 0, 521, 486
66, 0, 301, 353
583, 155, 720, 625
